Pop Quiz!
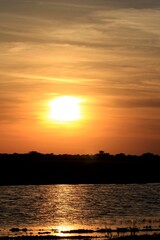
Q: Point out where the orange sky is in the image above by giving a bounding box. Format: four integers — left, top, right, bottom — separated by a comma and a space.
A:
0, 0, 160, 155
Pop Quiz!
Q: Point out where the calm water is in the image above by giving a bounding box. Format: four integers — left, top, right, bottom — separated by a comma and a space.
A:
0, 184, 160, 237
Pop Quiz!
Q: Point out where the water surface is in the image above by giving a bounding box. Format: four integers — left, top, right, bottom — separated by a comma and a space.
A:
0, 184, 160, 237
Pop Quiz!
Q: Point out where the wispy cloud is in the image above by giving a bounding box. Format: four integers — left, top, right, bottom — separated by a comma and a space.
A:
0, 2, 160, 129
112, 97, 160, 108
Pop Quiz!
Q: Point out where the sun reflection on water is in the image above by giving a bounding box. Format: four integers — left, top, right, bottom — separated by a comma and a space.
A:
1, 184, 160, 238
55, 225, 72, 237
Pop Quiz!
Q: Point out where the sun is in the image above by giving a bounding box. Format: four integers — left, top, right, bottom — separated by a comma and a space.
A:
48, 96, 82, 123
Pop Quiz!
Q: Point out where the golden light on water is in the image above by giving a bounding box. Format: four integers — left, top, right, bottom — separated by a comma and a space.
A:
47, 96, 83, 124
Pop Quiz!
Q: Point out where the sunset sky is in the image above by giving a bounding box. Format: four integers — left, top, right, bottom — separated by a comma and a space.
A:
0, 0, 160, 155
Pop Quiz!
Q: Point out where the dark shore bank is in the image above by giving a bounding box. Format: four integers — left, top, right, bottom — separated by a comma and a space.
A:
1, 225, 160, 240
0, 234, 160, 240
0, 152, 160, 185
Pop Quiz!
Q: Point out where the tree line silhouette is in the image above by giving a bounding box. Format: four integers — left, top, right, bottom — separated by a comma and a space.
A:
0, 151, 160, 185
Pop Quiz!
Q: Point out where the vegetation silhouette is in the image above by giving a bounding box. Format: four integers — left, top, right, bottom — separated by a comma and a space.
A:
0, 151, 160, 185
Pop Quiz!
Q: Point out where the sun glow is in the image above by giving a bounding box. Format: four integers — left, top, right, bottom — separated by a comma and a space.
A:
48, 96, 82, 123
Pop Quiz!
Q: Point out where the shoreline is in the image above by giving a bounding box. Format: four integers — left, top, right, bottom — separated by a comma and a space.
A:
0, 233, 160, 240
1, 227, 160, 240
1, 153, 160, 185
